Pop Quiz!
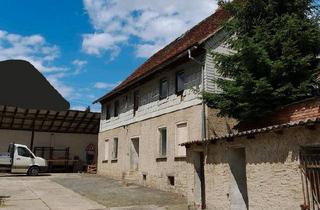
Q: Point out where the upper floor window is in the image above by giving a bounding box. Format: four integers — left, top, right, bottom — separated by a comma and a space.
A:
159, 78, 168, 99
133, 90, 139, 115
176, 71, 185, 94
114, 100, 119, 117
159, 127, 167, 157
106, 104, 111, 120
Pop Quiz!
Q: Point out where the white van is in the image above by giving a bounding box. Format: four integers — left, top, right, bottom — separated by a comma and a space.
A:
0, 143, 47, 176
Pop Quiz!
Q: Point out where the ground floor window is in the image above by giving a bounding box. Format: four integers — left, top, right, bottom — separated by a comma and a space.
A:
104, 140, 109, 161
112, 138, 118, 159
159, 127, 167, 157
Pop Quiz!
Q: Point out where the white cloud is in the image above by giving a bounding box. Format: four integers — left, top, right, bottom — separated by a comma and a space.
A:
71, 105, 87, 111
72, 59, 88, 74
83, 0, 218, 58
82, 33, 128, 58
94, 82, 118, 89
46, 73, 74, 98
0, 30, 62, 72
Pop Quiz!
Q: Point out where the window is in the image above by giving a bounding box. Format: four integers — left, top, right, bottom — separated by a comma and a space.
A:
17, 147, 33, 158
106, 104, 111, 120
175, 71, 185, 94
112, 138, 118, 159
133, 90, 139, 115
159, 127, 167, 157
159, 78, 168, 99
176, 123, 187, 157
114, 100, 119, 117
104, 140, 109, 161
168, 176, 175, 186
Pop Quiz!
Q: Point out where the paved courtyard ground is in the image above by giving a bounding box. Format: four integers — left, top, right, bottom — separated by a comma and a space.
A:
0, 173, 187, 210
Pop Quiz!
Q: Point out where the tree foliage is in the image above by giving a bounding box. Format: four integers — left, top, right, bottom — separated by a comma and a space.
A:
203, 0, 320, 122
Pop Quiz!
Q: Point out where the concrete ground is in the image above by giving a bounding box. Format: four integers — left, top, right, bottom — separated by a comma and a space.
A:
0, 173, 187, 210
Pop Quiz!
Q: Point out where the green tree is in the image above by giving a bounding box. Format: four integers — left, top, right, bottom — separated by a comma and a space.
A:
203, 0, 320, 123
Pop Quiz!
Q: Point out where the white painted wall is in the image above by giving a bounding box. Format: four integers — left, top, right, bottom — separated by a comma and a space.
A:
0, 129, 97, 161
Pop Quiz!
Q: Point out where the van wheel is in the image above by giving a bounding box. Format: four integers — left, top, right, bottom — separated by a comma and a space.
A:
28, 166, 39, 176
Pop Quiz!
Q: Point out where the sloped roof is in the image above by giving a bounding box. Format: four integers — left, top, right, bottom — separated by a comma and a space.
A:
94, 8, 230, 103
0, 105, 100, 134
181, 117, 320, 146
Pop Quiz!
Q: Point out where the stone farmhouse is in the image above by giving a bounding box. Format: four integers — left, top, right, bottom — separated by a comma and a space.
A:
94, 8, 235, 196
95, 6, 320, 210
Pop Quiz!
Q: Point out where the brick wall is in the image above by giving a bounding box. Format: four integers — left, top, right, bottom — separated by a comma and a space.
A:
237, 97, 320, 131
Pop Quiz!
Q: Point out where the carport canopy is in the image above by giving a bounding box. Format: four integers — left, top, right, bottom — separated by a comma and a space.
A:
0, 105, 100, 134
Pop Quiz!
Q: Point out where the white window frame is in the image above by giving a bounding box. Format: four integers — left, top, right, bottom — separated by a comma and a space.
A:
112, 137, 119, 160
104, 140, 110, 161
158, 127, 168, 157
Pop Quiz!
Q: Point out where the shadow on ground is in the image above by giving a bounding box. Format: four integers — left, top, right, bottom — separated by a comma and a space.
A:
52, 174, 188, 210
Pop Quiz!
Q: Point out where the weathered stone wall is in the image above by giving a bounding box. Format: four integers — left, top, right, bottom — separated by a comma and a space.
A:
206, 107, 237, 138
97, 105, 202, 195
186, 125, 319, 209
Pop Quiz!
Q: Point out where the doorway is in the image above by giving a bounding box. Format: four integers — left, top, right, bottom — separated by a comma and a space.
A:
228, 147, 248, 210
193, 151, 206, 209
130, 138, 139, 170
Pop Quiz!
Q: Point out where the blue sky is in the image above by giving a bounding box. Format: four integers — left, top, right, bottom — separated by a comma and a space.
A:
0, 0, 217, 112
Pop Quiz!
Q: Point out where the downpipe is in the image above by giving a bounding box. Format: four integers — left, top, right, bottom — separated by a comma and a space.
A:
188, 49, 207, 141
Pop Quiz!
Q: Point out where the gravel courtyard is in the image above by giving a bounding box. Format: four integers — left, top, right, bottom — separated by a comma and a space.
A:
0, 173, 187, 210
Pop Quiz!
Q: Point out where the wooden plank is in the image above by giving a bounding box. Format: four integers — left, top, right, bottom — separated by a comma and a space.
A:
56, 110, 70, 131
9, 107, 18, 129
40, 110, 50, 130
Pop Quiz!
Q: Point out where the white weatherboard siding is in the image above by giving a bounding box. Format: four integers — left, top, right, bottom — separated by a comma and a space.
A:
100, 59, 203, 132
204, 29, 232, 93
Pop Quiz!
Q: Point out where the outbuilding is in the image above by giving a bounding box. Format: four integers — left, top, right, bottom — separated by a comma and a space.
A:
182, 98, 320, 210
0, 60, 100, 172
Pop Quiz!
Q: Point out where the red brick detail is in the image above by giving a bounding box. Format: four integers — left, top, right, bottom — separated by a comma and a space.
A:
237, 98, 320, 131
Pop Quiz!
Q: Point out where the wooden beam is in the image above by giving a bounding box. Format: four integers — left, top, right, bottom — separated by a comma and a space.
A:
82, 114, 96, 132
67, 111, 80, 132
30, 110, 40, 130
19, 108, 29, 128
30, 128, 35, 151
73, 111, 89, 131
56, 110, 70, 131
47, 112, 60, 132
40, 110, 50, 130
9, 107, 18, 129
89, 123, 99, 133
0, 105, 7, 127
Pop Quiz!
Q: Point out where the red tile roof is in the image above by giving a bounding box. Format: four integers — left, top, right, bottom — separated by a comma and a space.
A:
95, 8, 230, 103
